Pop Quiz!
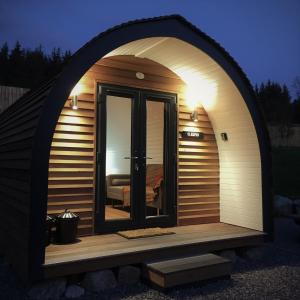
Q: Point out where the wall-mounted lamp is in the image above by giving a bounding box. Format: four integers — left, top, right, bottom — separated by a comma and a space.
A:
221, 132, 228, 141
70, 95, 78, 110
69, 83, 82, 110
190, 109, 199, 122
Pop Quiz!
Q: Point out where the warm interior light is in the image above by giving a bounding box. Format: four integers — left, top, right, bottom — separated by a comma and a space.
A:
70, 82, 82, 110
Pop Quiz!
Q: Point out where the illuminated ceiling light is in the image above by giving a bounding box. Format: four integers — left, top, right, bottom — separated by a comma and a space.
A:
70, 83, 83, 110
136, 72, 145, 79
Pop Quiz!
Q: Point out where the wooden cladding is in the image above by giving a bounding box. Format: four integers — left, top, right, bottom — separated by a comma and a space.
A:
47, 55, 220, 234
47, 94, 96, 236
0, 83, 52, 280
0, 85, 29, 113
178, 103, 220, 225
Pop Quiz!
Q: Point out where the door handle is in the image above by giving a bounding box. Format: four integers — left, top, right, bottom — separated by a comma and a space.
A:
124, 157, 140, 171
143, 157, 153, 159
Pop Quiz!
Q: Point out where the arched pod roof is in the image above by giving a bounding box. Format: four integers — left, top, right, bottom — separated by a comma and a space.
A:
0, 15, 272, 282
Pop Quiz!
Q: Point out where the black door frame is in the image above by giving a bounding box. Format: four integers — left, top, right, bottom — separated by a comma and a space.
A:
94, 83, 177, 233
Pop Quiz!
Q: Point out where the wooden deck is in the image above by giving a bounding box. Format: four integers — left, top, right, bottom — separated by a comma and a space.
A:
44, 223, 265, 278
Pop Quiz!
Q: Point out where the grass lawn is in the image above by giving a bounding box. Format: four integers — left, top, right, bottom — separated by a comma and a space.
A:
272, 147, 300, 199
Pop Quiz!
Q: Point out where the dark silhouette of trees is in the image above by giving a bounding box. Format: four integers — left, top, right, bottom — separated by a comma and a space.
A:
291, 77, 300, 124
292, 77, 300, 99
0, 42, 9, 84
0, 41, 72, 89
255, 79, 300, 125
255, 80, 292, 125
292, 99, 300, 124
255, 80, 296, 139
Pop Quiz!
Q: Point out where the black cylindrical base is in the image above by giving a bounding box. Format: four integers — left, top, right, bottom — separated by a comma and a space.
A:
55, 218, 79, 244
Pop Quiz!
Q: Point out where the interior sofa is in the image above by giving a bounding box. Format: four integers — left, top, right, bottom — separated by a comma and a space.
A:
106, 164, 163, 211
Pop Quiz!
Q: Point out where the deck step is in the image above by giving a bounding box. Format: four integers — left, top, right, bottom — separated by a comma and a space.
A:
142, 253, 231, 289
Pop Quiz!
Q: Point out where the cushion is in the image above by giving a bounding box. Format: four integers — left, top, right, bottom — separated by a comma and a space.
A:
146, 186, 155, 202
107, 186, 127, 200
111, 178, 131, 186
146, 164, 163, 188
107, 185, 131, 206
107, 185, 156, 207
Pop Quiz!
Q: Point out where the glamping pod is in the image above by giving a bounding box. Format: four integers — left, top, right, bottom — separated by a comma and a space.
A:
0, 15, 272, 282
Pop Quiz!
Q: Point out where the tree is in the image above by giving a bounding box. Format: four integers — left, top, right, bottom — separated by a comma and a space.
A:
292, 76, 300, 99
255, 80, 293, 140
62, 50, 72, 63
0, 42, 9, 84
0, 41, 72, 88
24, 45, 48, 87
289, 77, 300, 124
255, 80, 291, 125
292, 97, 300, 124
8, 41, 27, 87
47, 47, 62, 76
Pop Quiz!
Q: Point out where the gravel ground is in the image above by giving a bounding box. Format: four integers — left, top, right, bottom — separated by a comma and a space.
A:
1, 217, 300, 300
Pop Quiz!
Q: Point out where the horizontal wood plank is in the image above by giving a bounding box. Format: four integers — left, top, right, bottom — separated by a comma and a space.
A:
47, 55, 219, 235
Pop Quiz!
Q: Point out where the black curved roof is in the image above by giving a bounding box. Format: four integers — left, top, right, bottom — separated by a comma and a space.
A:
0, 15, 272, 283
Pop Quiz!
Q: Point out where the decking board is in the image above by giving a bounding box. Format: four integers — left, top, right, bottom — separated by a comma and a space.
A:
44, 223, 264, 278
143, 253, 231, 289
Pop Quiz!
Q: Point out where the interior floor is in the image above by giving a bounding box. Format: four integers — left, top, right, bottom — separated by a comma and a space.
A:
105, 205, 130, 220
44, 222, 265, 278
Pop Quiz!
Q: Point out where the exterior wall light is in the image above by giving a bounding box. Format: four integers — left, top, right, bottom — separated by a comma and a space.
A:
221, 132, 228, 141
70, 83, 82, 110
70, 95, 78, 110
190, 109, 199, 122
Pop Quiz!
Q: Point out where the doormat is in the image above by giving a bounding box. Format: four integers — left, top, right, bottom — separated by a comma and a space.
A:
117, 227, 175, 239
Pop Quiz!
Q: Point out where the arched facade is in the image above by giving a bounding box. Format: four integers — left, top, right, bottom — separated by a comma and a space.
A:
0, 15, 272, 282
46, 55, 220, 235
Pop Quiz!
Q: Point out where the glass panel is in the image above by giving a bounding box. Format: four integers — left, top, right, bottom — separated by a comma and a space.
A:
145, 100, 166, 217
105, 95, 132, 221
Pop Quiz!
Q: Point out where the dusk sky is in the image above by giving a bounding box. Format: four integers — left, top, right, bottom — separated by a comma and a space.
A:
1, 0, 300, 97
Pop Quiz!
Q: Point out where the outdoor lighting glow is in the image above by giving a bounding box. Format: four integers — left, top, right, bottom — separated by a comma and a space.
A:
70, 82, 83, 97
185, 84, 201, 111
181, 73, 218, 112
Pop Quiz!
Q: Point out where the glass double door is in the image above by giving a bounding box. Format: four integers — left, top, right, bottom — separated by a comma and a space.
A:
95, 84, 177, 233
